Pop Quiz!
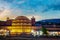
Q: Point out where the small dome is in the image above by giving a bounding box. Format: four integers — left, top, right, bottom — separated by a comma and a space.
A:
15, 16, 29, 20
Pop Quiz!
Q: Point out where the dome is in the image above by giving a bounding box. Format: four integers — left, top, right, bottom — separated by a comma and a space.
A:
15, 16, 29, 20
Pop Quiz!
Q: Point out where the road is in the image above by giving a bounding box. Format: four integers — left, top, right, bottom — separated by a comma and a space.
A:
0, 36, 60, 40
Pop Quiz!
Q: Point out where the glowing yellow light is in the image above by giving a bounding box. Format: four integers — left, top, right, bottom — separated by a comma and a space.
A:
3, 25, 34, 36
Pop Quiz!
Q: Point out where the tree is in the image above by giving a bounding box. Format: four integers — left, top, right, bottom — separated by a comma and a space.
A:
41, 26, 48, 36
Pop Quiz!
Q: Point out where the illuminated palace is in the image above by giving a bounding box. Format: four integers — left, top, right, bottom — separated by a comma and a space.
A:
2, 16, 36, 36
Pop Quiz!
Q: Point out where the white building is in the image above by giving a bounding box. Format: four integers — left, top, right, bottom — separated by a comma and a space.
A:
31, 29, 43, 36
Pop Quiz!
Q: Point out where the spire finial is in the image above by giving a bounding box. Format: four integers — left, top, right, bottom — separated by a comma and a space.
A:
7, 17, 9, 20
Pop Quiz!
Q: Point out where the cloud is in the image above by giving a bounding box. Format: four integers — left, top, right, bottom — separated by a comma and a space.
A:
0, 0, 60, 21
2, 0, 60, 12
26, 15, 42, 21
14, 0, 26, 4
0, 9, 11, 20
41, 0, 60, 12
0, 0, 12, 20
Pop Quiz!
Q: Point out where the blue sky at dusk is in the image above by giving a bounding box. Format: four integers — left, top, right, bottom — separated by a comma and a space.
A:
0, 0, 60, 21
